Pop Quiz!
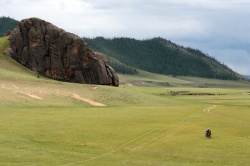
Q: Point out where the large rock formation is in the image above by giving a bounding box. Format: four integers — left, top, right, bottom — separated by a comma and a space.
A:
7, 18, 119, 86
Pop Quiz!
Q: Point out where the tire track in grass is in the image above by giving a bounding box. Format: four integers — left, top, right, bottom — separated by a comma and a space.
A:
203, 105, 250, 124
66, 105, 249, 165
95, 130, 159, 161
66, 104, 250, 165
64, 108, 202, 165
63, 129, 161, 165
203, 105, 219, 116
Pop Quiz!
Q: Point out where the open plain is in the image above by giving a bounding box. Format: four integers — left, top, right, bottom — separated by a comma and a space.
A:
1, 37, 250, 165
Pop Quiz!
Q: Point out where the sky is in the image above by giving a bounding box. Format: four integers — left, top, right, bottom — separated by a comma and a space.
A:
1, 0, 250, 75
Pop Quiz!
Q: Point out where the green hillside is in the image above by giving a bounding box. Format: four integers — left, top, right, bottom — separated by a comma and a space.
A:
84, 37, 243, 80
0, 16, 19, 36
1, 36, 249, 89
0, 17, 244, 81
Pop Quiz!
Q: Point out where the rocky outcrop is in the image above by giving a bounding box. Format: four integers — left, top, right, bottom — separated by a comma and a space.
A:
7, 18, 119, 86
4, 30, 11, 36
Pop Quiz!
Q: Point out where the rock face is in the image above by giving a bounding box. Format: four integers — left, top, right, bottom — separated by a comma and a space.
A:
8, 18, 119, 86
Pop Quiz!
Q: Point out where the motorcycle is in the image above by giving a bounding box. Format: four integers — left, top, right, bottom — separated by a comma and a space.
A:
205, 130, 211, 139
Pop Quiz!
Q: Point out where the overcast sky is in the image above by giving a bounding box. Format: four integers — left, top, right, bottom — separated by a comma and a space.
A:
1, 0, 250, 75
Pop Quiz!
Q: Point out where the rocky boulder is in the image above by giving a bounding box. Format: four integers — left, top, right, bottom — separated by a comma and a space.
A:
7, 18, 119, 86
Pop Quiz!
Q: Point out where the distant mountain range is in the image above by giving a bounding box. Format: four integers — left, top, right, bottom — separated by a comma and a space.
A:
0, 16, 246, 80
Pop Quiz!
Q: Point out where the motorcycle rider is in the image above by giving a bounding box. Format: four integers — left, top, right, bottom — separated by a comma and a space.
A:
206, 128, 211, 138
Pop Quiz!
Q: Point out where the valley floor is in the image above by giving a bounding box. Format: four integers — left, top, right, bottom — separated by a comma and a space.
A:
1, 81, 250, 165
1, 36, 250, 165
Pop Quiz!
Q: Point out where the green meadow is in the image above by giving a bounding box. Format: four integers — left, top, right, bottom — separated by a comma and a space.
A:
0, 37, 250, 165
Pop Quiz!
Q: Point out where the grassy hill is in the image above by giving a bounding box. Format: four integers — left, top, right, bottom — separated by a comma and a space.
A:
1, 33, 250, 165
84, 37, 244, 80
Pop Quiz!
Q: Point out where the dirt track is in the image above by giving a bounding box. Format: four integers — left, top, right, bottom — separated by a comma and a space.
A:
71, 93, 106, 106
203, 105, 249, 124
1, 83, 105, 106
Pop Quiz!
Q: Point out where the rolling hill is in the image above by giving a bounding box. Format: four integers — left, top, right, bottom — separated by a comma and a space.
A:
0, 16, 246, 81
1, 36, 249, 89
84, 37, 244, 80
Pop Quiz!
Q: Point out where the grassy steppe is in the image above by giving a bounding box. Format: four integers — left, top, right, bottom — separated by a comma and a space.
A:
1, 37, 250, 165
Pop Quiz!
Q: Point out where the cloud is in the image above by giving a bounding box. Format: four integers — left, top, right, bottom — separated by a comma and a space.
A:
207, 49, 250, 75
